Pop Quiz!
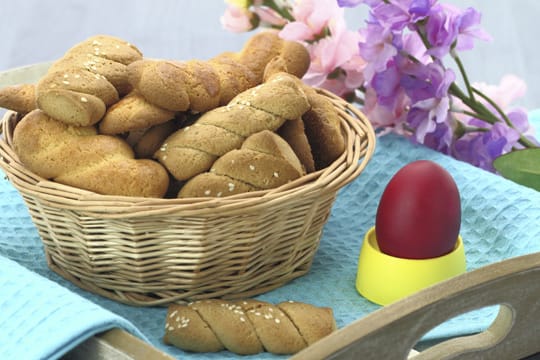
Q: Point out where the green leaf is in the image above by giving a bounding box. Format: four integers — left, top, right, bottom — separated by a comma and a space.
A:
493, 149, 540, 191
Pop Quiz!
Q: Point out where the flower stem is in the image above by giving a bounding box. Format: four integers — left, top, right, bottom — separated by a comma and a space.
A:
471, 87, 514, 128
449, 83, 501, 125
451, 50, 476, 102
263, 0, 294, 21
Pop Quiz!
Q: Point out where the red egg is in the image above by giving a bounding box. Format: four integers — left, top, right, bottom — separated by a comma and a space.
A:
375, 160, 461, 259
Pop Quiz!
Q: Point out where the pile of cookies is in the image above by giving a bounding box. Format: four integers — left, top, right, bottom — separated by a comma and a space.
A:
0, 32, 345, 198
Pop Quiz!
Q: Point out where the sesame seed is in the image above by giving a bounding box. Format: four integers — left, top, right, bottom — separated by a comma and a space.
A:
217, 192, 222, 197
162, 155, 168, 161
204, 190, 211, 196
165, 322, 170, 329
228, 183, 235, 192
62, 80, 70, 85
268, 308, 274, 312
169, 310, 178, 318
240, 317, 246, 322
168, 326, 174, 331
264, 314, 272, 319
80, 96, 88, 103
273, 172, 279, 178
63, 74, 69, 78
275, 318, 281, 324
74, 74, 81, 78
184, 126, 190, 131
249, 165, 255, 171
178, 317, 190, 328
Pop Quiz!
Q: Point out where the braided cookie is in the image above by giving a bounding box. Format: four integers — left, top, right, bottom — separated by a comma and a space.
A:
178, 130, 305, 198
155, 72, 310, 181
163, 299, 336, 355
12, 110, 169, 197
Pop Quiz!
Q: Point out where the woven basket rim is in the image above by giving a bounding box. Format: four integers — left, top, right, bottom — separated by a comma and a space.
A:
0, 88, 376, 218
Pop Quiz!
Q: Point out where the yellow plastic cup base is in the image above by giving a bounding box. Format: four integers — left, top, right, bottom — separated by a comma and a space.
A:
356, 226, 466, 306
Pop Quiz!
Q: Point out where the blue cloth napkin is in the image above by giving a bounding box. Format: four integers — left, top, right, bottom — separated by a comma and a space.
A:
1, 132, 539, 360
0, 255, 145, 360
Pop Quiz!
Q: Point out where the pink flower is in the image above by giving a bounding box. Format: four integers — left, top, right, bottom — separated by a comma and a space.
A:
453, 74, 528, 127
472, 74, 526, 110
280, 0, 344, 41
253, 6, 288, 27
220, 4, 256, 33
303, 23, 364, 88
363, 87, 410, 135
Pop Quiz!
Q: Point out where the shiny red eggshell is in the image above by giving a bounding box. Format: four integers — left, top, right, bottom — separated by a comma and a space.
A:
375, 160, 461, 259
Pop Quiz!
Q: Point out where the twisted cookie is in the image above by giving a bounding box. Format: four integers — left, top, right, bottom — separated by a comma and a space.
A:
0, 84, 37, 114
127, 31, 309, 113
178, 130, 305, 198
163, 299, 336, 355
35, 35, 143, 127
155, 72, 310, 181
13, 110, 169, 197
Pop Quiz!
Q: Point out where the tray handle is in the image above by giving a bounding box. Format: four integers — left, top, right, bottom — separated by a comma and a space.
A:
292, 252, 540, 360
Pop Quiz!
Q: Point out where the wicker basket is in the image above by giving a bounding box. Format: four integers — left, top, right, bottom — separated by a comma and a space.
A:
0, 89, 375, 306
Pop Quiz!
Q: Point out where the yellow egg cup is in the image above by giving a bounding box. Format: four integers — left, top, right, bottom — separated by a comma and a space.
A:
356, 226, 466, 306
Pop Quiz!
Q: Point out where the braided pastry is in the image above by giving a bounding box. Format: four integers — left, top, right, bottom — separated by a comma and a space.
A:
12, 110, 169, 197
35, 35, 143, 127
301, 87, 346, 169
163, 299, 336, 355
127, 31, 309, 113
155, 72, 310, 181
0, 84, 37, 114
178, 130, 305, 198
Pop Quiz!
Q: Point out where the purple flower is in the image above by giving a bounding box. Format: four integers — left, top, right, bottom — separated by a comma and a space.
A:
453, 122, 520, 172
407, 95, 451, 142
370, 1, 413, 31
423, 4, 460, 58
338, 0, 380, 8
358, 23, 397, 82
505, 109, 539, 147
400, 62, 455, 103
409, 0, 436, 19
453, 6, 492, 51
371, 61, 401, 107
423, 4, 491, 58
368, 0, 435, 32
419, 121, 454, 153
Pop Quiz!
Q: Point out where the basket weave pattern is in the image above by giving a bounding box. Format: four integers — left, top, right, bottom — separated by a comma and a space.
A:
0, 89, 375, 306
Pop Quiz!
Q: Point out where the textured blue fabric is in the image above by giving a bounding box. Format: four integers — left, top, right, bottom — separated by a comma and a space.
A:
0, 132, 539, 360
0, 256, 145, 360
